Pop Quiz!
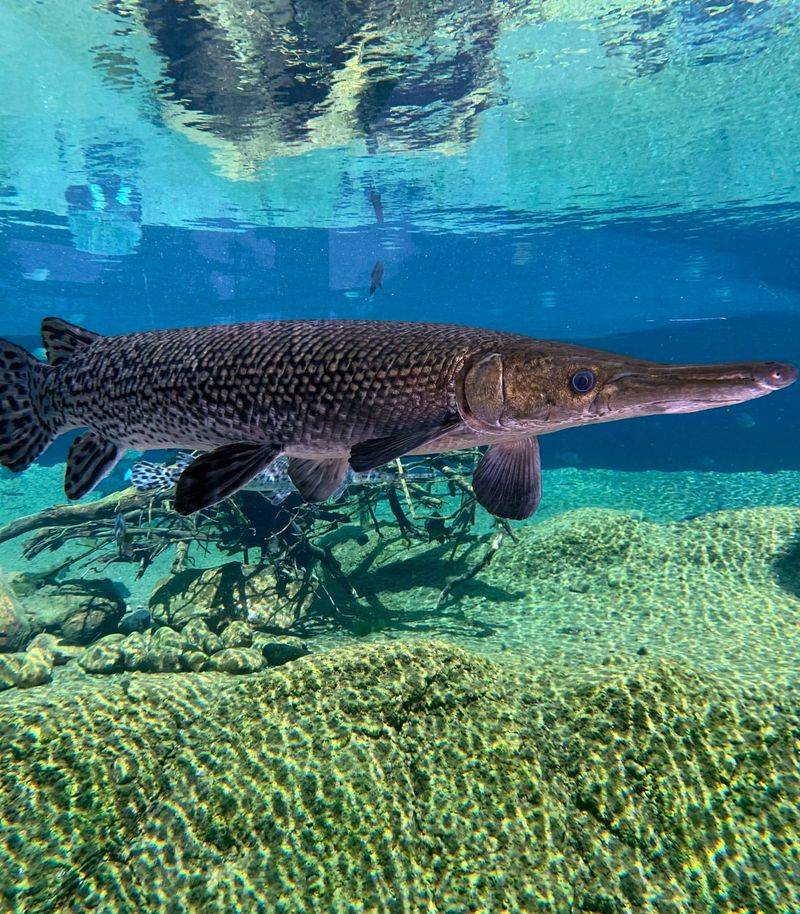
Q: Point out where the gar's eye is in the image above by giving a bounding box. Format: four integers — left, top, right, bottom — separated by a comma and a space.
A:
570, 369, 596, 394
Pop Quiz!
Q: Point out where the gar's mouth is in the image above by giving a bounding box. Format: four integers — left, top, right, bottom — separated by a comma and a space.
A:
589, 360, 797, 419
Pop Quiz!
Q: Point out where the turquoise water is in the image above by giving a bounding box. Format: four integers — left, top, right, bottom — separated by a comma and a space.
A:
1, 2, 800, 912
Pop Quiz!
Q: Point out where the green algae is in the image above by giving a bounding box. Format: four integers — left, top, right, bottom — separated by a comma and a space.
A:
0, 641, 798, 913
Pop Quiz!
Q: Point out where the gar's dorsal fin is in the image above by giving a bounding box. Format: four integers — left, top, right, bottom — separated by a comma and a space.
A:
41, 317, 102, 367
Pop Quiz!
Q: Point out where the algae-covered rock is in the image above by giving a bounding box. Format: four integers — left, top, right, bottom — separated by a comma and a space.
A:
219, 620, 253, 650
0, 655, 21, 691
142, 648, 184, 674
150, 561, 314, 632
26, 633, 83, 667
15, 648, 53, 689
205, 647, 265, 674
0, 581, 30, 653
23, 578, 125, 645
0, 641, 798, 913
79, 634, 126, 674
184, 651, 208, 672
121, 631, 150, 672
182, 618, 223, 655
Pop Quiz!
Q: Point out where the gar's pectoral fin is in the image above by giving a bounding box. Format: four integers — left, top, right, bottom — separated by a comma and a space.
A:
174, 442, 280, 515
472, 436, 542, 520
288, 457, 350, 502
65, 431, 122, 500
349, 415, 461, 471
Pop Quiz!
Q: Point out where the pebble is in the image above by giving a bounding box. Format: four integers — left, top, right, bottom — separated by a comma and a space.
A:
121, 632, 150, 672
151, 626, 190, 653
181, 619, 223, 655
184, 651, 208, 672
143, 648, 184, 673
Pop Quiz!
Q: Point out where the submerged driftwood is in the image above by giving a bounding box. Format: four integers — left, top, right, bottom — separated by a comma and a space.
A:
0, 488, 156, 545
0, 451, 514, 635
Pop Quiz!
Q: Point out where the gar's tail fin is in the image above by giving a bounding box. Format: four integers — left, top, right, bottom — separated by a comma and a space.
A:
0, 338, 54, 472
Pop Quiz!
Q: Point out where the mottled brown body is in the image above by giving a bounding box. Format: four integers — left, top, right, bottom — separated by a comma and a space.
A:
0, 317, 795, 519
40, 320, 514, 453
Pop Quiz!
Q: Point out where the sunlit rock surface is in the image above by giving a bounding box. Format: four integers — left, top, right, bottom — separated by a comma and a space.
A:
0, 640, 798, 912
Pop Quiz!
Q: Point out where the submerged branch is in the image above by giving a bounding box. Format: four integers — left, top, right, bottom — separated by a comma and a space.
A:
0, 488, 167, 545
434, 531, 505, 613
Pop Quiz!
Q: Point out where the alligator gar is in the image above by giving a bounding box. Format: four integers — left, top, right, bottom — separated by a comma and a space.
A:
0, 318, 795, 519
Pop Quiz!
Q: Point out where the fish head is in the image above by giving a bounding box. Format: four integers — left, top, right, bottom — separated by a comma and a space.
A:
457, 343, 797, 433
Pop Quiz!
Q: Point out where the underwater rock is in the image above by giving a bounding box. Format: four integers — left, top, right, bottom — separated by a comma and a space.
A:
254, 633, 311, 667
79, 635, 126, 674
0, 641, 798, 911
0, 582, 30, 653
141, 626, 190, 673
118, 607, 151, 635
26, 633, 83, 667
204, 647, 265, 674
15, 647, 53, 689
120, 631, 150, 672
150, 626, 190, 654
142, 648, 185, 674
181, 618, 223, 655
4, 570, 42, 600
0, 655, 21, 691
184, 651, 208, 673
219, 620, 253, 650
23, 578, 125, 645
150, 561, 314, 632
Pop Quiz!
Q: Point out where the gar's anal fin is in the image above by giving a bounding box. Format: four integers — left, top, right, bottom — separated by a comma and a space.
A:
288, 457, 350, 502
472, 436, 542, 520
174, 442, 281, 515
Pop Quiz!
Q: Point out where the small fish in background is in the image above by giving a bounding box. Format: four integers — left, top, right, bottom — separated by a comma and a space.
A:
113, 512, 130, 556
129, 452, 434, 506
368, 190, 384, 223
131, 453, 295, 504
369, 260, 384, 297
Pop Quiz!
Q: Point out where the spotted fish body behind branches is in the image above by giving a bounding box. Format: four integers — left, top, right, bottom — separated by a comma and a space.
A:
129, 452, 426, 504
0, 318, 796, 520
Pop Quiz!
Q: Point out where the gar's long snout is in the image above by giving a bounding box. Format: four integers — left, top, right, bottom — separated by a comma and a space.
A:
595, 359, 798, 420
